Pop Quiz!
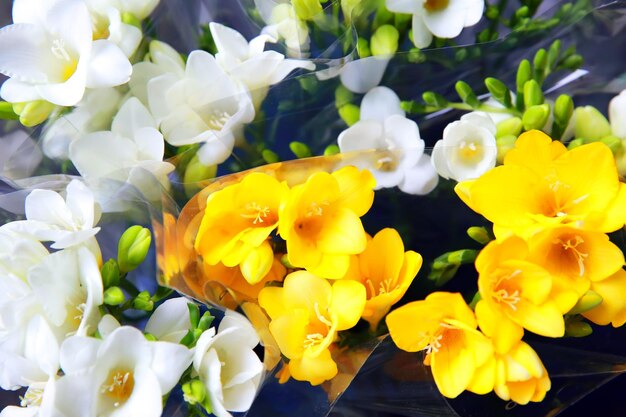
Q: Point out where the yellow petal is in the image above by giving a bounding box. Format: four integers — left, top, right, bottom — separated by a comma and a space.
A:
430, 328, 477, 398
583, 269, 626, 327
506, 341, 544, 380
317, 207, 367, 255
359, 228, 405, 285
308, 252, 351, 280
593, 183, 626, 233
259, 286, 287, 319
286, 231, 322, 270
332, 166, 376, 216
239, 240, 274, 285
514, 300, 564, 337
503, 130, 566, 175
386, 302, 443, 352
282, 271, 332, 317
289, 347, 338, 385
330, 279, 366, 330
476, 300, 524, 354
269, 308, 309, 359
467, 356, 496, 395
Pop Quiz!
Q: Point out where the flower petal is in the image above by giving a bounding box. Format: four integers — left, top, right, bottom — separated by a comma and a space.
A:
86, 40, 132, 88
360, 86, 405, 122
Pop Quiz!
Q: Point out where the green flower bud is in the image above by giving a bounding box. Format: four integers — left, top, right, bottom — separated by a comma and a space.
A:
184, 154, 217, 190
292, 0, 323, 20
553, 94, 574, 126
422, 91, 448, 108
496, 134, 518, 164
370, 25, 399, 56
324, 144, 340, 156
567, 138, 584, 149
533, 48, 548, 81
515, 6, 529, 18
496, 117, 523, 138
188, 303, 201, 328
144, 333, 158, 341
132, 290, 154, 311
0, 101, 19, 120
600, 135, 623, 154
341, 0, 362, 22
197, 312, 214, 332
486, 5, 499, 19
261, 149, 280, 164
568, 290, 603, 315
485, 77, 511, 107
121, 12, 142, 28
335, 85, 354, 109
565, 319, 593, 337
103, 286, 126, 306
357, 38, 371, 58
467, 226, 491, 245
574, 106, 612, 141
522, 104, 550, 131
523, 79, 544, 108
13, 100, 56, 127
289, 141, 312, 159
118, 226, 152, 273
338, 103, 360, 126
455, 81, 479, 108
547, 40, 561, 70
516, 59, 532, 92
447, 249, 478, 264
615, 139, 626, 176
101, 259, 121, 288
562, 54, 583, 70
182, 379, 207, 406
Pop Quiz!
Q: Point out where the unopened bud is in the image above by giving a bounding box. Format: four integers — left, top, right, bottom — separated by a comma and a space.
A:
574, 106, 612, 141
118, 226, 152, 272
370, 25, 399, 56
522, 104, 550, 131
182, 379, 207, 406
292, 0, 323, 20
568, 290, 603, 315
121, 12, 141, 28
101, 259, 120, 288
467, 226, 491, 245
523, 80, 544, 108
338, 104, 360, 126
13, 100, 56, 127
565, 319, 593, 337
567, 138, 584, 149
554, 94, 574, 126
496, 134, 517, 164
132, 290, 154, 311
496, 117, 523, 138
103, 286, 126, 306
240, 242, 274, 285
289, 141, 312, 159
600, 135, 622, 154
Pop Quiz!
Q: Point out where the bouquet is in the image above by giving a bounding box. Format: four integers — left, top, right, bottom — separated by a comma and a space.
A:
0, 0, 625, 416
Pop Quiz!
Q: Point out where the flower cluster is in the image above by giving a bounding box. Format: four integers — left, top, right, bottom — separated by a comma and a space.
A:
193, 165, 423, 385
388, 130, 626, 404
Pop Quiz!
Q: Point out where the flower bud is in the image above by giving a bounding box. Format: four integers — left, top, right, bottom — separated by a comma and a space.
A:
262, 149, 280, 164
357, 38, 371, 58
292, 0, 323, 20
240, 242, 274, 285
197, 312, 215, 332
121, 12, 141, 28
455, 81, 479, 108
574, 106, 612, 141
422, 91, 448, 108
568, 290, 603, 315
289, 141, 312, 158
118, 226, 152, 273
485, 77, 510, 106
467, 226, 491, 245
103, 286, 126, 306
516, 59, 532, 92
101, 259, 120, 288
522, 104, 550, 131
567, 138, 584, 149
324, 144, 340, 156
547, 40, 561, 69
496, 134, 517, 164
335, 85, 354, 108
496, 117, 523, 138
370, 25, 399, 56
184, 154, 217, 184
338, 103, 360, 126
565, 319, 593, 337
554, 94, 574, 126
523, 80, 544, 108
13, 100, 56, 127
533, 48, 547, 80
182, 379, 207, 406
600, 135, 623, 154
133, 290, 154, 311
0, 101, 19, 120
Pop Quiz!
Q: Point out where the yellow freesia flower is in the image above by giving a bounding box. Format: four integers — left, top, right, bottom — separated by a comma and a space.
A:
475, 236, 564, 354
278, 166, 376, 279
344, 228, 422, 330
258, 271, 366, 385
386, 292, 493, 398
583, 268, 626, 327
195, 172, 289, 284
455, 130, 626, 238
527, 225, 625, 313
469, 341, 550, 405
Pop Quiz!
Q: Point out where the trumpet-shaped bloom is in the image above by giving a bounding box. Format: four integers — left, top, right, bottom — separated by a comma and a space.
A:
147, 50, 255, 166
84, 0, 143, 57
583, 269, 626, 327
209, 22, 315, 107
0, 0, 131, 106
527, 226, 624, 313
338, 87, 438, 194
195, 173, 289, 284
144, 297, 193, 343
386, 0, 483, 48
432, 113, 497, 182
475, 237, 564, 354
278, 166, 375, 279
193, 311, 263, 417
469, 341, 550, 405
455, 130, 626, 238
386, 292, 492, 398
258, 271, 366, 385
2, 180, 101, 249
345, 228, 422, 329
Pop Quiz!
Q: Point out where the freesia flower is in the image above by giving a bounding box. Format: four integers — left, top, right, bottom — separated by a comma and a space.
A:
195, 172, 289, 284
84, 0, 142, 57
432, 113, 497, 182
0, 377, 56, 417
386, 292, 492, 398
259, 271, 366, 385
147, 50, 255, 166
455, 130, 626, 238
583, 268, 626, 327
69, 97, 175, 193
338, 87, 438, 195
475, 236, 564, 354
385, 0, 483, 48
345, 228, 422, 329
144, 297, 194, 343
209, 22, 315, 108
0, 0, 132, 106
2, 180, 101, 249
469, 341, 551, 405
278, 166, 375, 279
256, 1, 311, 58
53, 325, 192, 417
526, 225, 624, 313
193, 310, 264, 417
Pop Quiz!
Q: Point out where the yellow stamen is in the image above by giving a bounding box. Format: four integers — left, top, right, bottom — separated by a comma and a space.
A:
101, 370, 134, 407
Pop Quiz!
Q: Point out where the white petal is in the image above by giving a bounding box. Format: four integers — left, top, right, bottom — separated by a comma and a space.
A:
65, 180, 97, 230
0, 24, 52, 83
383, 114, 423, 166
76, 247, 103, 336
147, 73, 178, 121
192, 328, 217, 373
196, 131, 236, 165
185, 50, 225, 85
149, 40, 185, 75
12, 0, 53, 25
129, 62, 166, 106
134, 127, 165, 162
0, 406, 39, 417
210, 23, 250, 62
464, 0, 485, 26
610, 90, 626, 138
249, 33, 277, 56
219, 310, 259, 348
460, 112, 496, 135
36, 61, 88, 106
0, 78, 42, 103
113, 22, 142, 58
24, 316, 59, 376
423, 0, 466, 39
25, 189, 73, 227
360, 86, 405, 122
70, 131, 136, 180
411, 14, 433, 48
114, 367, 163, 417
50, 228, 100, 249
86, 40, 132, 88
150, 341, 193, 393
97, 314, 121, 339
223, 379, 259, 412
399, 154, 439, 195
203, 348, 230, 417
45, 0, 92, 54
385, 0, 422, 13
268, 55, 316, 85
51, 373, 97, 417
144, 298, 192, 343
431, 139, 452, 179
338, 120, 385, 152
59, 335, 101, 374
112, 97, 157, 138
339, 56, 389, 94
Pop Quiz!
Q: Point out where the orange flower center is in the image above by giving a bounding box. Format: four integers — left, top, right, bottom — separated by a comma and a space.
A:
492, 269, 522, 311
423, 0, 449, 11
553, 234, 588, 276
101, 369, 135, 407
240, 201, 275, 226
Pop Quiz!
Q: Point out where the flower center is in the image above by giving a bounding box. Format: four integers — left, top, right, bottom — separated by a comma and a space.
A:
423, 0, 450, 12
241, 202, 272, 225
493, 269, 522, 311
20, 387, 44, 408
375, 155, 399, 172
303, 303, 333, 350
296, 201, 329, 235
51, 39, 78, 82
457, 139, 484, 164
204, 109, 232, 131
101, 369, 135, 407
365, 278, 399, 298
556, 235, 588, 276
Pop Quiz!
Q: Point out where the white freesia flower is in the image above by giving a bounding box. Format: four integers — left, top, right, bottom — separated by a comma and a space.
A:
256, 1, 311, 58
144, 297, 193, 343
338, 86, 438, 194
53, 325, 192, 417
0, 233, 103, 389
210, 22, 315, 107
609, 89, 626, 139
148, 50, 255, 166
0, 0, 132, 106
193, 310, 263, 417
2, 180, 101, 249
0, 377, 56, 417
69, 97, 174, 192
432, 112, 497, 181
42, 87, 124, 160
84, 1, 142, 58
316, 56, 390, 94
386, 0, 483, 48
